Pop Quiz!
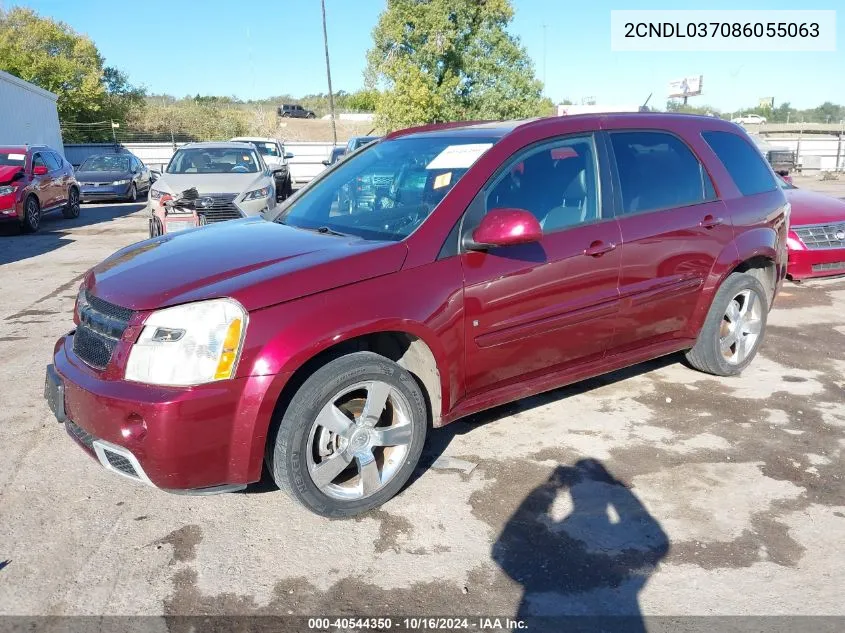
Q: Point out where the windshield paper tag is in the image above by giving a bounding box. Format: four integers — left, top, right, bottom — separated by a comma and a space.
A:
433, 172, 452, 189
8, 153, 25, 160
427, 143, 492, 170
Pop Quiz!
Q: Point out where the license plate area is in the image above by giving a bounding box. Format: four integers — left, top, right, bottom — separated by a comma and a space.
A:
44, 364, 66, 423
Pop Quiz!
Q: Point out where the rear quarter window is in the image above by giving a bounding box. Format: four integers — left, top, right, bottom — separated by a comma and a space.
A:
702, 131, 777, 196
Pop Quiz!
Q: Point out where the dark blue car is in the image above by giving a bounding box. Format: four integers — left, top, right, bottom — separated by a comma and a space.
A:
76, 154, 152, 203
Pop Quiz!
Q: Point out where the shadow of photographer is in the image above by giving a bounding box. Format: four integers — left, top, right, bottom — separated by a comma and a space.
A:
492, 459, 669, 632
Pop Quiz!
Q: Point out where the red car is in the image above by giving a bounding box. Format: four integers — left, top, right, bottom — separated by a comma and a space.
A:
0, 145, 80, 232
780, 177, 845, 280
45, 114, 788, 516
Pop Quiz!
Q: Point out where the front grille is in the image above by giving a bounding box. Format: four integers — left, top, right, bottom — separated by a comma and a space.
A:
812, 262, 845, 273
794, 224, 845, 250
66, 419, 95, 451
197, 193, 242, 223
103, 451, 138, 478
72, 291, 134, 370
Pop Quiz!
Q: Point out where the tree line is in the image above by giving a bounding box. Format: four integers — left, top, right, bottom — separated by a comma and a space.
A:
2, 5, 842, 145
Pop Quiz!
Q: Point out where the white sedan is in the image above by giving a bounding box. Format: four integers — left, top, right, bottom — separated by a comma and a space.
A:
731, 114, 767, 125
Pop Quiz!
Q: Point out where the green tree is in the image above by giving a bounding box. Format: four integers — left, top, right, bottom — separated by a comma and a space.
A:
0, 7, 144, 139
366, 0, 546, 130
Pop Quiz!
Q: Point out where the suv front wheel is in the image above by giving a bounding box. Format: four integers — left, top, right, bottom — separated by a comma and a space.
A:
686, 272, 768, 376
269, 352, 427, 517
22, 196, 41, 233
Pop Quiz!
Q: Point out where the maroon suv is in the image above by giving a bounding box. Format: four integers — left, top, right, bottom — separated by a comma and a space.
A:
1, 145, 80, 232
45, 115, 788, 516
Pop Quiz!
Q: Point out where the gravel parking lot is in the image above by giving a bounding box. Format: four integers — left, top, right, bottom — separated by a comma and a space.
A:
1, 181, 844, 626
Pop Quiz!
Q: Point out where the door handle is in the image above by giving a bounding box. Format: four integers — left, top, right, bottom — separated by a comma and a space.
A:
700, 215, 724, 229
583, 240, 617, 257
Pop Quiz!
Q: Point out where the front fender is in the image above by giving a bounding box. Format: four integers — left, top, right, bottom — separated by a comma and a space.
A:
237, 258, 467, 479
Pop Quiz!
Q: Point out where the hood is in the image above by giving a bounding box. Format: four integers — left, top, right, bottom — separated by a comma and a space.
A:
76, 170, 131, 183
784, 188, 845, 226
0, 165, 24, 185
85, 218, 408, 312
262, 156, 284, 168
154, 172, 270, 195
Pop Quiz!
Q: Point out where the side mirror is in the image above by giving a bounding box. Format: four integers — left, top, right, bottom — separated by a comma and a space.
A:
321, 159, 331, 166
33, 165, 49, 176
464, 208, 543, 251
284, 152, 294, 160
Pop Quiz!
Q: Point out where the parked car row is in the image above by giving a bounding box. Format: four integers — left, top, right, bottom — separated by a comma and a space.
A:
45, 113, 845, 521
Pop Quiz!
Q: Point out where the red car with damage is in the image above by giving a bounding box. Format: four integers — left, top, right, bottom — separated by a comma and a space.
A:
1, 145, 80, 232
45, 114, 788, 517
780, 177, 845, 280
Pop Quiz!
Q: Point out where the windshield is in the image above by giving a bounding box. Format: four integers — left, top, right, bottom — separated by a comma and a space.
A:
80, 155, 130, 172
277, 135, 497, 241
349, 137, 379, 151
252, 142, 281, 158
777, 175, 796, 189
0, 152, 26, 167
167, 147, 261, 174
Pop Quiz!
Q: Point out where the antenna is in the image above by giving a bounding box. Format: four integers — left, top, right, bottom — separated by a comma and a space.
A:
640, 93, 652, 112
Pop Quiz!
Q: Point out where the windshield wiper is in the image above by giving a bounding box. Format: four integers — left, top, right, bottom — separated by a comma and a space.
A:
314, 226, 349, 237
281, 222, 353, 238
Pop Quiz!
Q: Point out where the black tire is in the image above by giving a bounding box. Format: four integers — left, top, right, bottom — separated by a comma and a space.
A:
22, 196, 41, 233
62, 187, 80, 219
306, 112, 316, 119
149, 217, 163, 238
685, 272, 768, 376
127, 184, 137, 203
281, 112, 291, 118
268, 351, 428, 517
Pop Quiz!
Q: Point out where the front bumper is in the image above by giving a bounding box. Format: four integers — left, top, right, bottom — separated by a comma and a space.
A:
80, 183, 131, 200
0, 196, 20, 222
788, 246, 845, 280
48, 332, 278, 492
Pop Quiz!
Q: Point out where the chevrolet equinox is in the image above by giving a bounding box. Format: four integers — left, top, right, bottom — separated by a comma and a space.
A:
46, 114, 789, 516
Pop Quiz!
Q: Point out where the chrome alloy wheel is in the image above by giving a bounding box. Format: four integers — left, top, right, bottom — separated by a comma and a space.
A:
306, 380, 415, 500
720, 289, 763, 365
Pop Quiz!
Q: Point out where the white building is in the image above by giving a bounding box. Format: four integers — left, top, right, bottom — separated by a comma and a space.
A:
557, 104, 641, 116
0, 69, 64, 154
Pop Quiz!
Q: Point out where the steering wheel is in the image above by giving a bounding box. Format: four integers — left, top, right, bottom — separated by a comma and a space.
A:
231, 165, 249, 173
389, 204, 430, 232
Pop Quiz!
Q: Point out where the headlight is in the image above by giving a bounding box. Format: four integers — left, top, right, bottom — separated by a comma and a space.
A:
112, 179, 130, 186
0, 185, 16, 196
242, 185, 271, 201
150, 188, 167, 200
125, 298, 248, 386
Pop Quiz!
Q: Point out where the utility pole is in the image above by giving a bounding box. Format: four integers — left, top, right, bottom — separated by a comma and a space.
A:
321, 0, 337, 145
542, 23, 547, 91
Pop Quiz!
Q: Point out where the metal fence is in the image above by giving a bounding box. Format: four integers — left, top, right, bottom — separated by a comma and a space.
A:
64, 141, 341, 186
762, 136, 844, 172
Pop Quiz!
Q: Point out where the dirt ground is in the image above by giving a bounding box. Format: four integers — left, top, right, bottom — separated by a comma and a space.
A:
1, 177, 844, 630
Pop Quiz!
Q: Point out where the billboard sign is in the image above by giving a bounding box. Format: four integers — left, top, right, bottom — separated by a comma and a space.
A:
667, 75, 703, 98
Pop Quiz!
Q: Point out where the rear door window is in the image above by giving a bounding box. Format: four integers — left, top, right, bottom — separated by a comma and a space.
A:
701, 130, 777, 196
609, 131, 715, 215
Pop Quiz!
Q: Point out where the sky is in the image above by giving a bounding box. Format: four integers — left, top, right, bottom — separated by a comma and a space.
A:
11, 0, 845, 112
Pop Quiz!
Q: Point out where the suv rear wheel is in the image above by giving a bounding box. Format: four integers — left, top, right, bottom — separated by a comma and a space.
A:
269, 352, 427, 517
685, 272, 768, 376
62, 187, 80, 219
22, 196, 40, 233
